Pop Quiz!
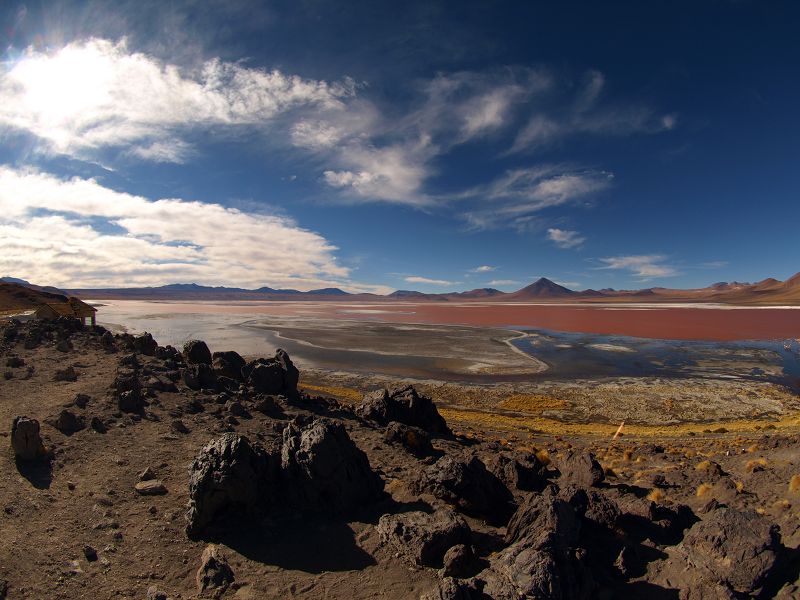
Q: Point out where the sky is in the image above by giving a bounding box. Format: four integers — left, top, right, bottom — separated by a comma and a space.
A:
0, 0, 798, 293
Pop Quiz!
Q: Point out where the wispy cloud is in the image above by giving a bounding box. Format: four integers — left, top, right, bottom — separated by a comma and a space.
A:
488, 279, 520, 286
404, 276, 458, 286
509, 69, 676, 153
598, 255, 679, 279
460, 167, 613, 230
471, 265, 497, 273
0, 166, 391, 292
547, 228, 585, 249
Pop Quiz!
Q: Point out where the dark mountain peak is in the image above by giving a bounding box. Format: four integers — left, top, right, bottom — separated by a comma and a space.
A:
388, 290, 427, 298
512, 277, 574, 297
307, 288, 350, 295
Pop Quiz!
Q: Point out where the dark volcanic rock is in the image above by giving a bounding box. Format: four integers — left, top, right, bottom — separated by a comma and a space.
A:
182, 363, 217, 391
212, 351, 246, 381
416, 455, 515, 525
485, 451, 548, 492
378, 509, 470, 568
655, 507, 783, 596
11, 416, 46, 461
556, 450, 605, 488
280, 418, 383, 512
384, 421, 434, 456
183, 339, 212, 365
196, 544, 234, 593
118, 390, 143, 413
244, 350, 299, 396
100, 331, 117, 352
51, 409, 85, 435
441, 544, 477, 579
185, 434, 276, 539
355, 386, 450, 435
481, 488, 593, 600
53, 366, 78, 382
133, 332, 158, 356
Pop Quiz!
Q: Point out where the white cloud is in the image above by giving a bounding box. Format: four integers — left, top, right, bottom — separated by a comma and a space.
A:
488, 279, 520, 286
598, 255, 679, 279
0, 38, 352, 162
471, 265, 497, 273
547, 228, 586, 249
404, 276, 458, 286
461, 167, 613, 230
0, 166, 392, 292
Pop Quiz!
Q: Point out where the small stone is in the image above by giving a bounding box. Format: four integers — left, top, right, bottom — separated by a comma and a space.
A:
171, 419, 189, 434
135, 480, 167, 496
54, 366, 78, 382
197, 544, 235, 593
83, 545, 98, 562
74, 393, 90, 408
90, 417, 107, 434
146, 586, 168, 600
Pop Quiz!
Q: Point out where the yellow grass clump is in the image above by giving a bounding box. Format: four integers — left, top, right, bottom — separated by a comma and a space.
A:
696, 483, 712, 497
300, 383, 363, 404
499, 394, 569, 412
535, 448, 551, 466
647, 489, 666, 504
735, 480, 745, 493
789, 474, 800, 494
622, 449, 634, 462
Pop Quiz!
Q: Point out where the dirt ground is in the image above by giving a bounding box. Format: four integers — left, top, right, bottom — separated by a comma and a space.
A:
2, 322, 800, 598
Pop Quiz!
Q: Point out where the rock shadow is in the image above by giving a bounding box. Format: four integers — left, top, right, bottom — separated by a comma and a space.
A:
15, 458, 53, 489
212, 515, 376, 574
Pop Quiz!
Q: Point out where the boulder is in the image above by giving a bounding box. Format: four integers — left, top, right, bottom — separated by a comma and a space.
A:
55, 339, 72, 352
245, 350, 299, 396
133, 332, 158, 356
355, 386, 450, 435
377, 509, 470, 568
11, 416, 46, 461
118, 390, 144, 413
384, 421, 434, 456
654, 507, 783, 596
280, 418, 384, 512
416, 455, 515, 524
182, 363, 217, 391
556, 450, 604, 488
51, 409, 85, 435
441, 544, 477, 579
196, 544, 234, 593
485, 451, 548, 492
184, 339, 212, 365
186, 434, 276, 538
212, 350, 246, 381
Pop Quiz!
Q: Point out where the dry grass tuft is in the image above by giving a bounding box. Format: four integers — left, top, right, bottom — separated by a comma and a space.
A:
745, 458, 768, 473
735, 480, 745, 493
499, 394, 569, 412
696, 483, 712, 497
774, 499, 791, 511
300, 383, 363, 404
535, 448, 551, 466
647, 489, 666, 504
789, 474, 800, 494
622, 449, 634, 462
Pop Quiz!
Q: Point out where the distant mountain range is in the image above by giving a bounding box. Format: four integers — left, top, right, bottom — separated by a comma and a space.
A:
3, 273, 800, 306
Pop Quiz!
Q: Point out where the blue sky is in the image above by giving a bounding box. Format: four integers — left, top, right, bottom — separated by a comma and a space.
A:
0, 0, 798, 293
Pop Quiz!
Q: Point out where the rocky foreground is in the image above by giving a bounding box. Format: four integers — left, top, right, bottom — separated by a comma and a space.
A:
2, 318, 800, 599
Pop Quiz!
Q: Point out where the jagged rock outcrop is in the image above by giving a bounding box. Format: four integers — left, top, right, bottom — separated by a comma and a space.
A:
355, 386, 450, 435
182, 363, 217, 391
186, 418, 383, 538
184, 339, 212, 365
11, 416, 46, 461
185, 434, 276, 539
377, 509, 470, 568
243, 349, 299, 396
280, 418, 384, 512
415, 455, 515, 525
